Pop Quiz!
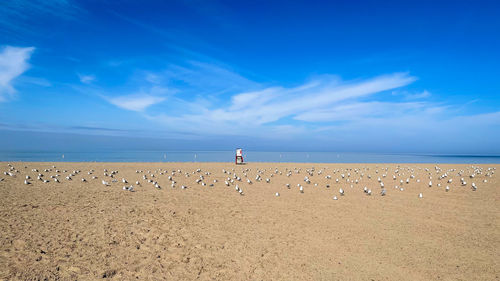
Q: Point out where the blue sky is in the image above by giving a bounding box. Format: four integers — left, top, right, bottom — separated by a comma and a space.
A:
0, 0, 499, 153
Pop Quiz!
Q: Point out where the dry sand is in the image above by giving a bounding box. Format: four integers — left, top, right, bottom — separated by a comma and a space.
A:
0, 162, 498, 280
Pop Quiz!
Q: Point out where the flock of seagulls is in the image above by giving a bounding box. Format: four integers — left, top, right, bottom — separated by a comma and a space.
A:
1, 163, 496, 201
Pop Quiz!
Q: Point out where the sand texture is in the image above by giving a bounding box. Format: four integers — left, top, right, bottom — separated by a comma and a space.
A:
0, 162, 498, 280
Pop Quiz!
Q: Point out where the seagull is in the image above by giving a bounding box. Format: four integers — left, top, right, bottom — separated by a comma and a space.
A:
472, 183, 477, 191
366, 189, 372, 195
81, 178, 86, 182
299, 186, 304, 193
445, 186, 450, 192
24, 180, 30, 185
429, 181, 432, 187
419, 193, 423, 198
102, 180, 109, 186
363, 187, 368, 193
122, 178, 127, 183
380, 189, 386, 196
333, 196, 338, 200
25, 175, 30, 180
54, 178, 59, 183
275, 192, 280, 197
339, 188, 344, 196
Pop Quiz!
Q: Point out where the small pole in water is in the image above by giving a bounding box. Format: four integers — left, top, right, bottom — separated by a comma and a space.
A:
62, 154, 65, 159
194, 154, 197, 160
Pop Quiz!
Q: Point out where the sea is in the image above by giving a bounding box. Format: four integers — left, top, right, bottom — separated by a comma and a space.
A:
0, 151, 499, 164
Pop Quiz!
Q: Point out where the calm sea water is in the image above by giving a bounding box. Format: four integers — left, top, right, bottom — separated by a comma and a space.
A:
0, 151, 499, 164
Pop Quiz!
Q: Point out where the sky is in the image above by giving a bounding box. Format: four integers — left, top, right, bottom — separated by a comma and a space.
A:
0, 0, 499, 154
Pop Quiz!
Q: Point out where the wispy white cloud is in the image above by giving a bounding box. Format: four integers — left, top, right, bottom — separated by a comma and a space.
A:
107, 94, 166, 112
0, 45, 35, 101
78, 73, 96, 84
142, 72, 418, 137
392, 89, 431, 100
16, 76, 52, 87
87, 56, 499, 152
163, 61, 260, 95
407, 90, 431, 99
105, 86, 169, 112
294, 101, 428, 122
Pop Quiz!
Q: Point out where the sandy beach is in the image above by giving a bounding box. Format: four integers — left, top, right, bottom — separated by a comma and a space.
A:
0, 162, 498, 280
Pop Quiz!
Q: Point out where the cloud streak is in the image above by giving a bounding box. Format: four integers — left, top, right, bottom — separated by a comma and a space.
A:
143, 72, 417, 135
71, 55, 499, 153
107, 94, 166, 112
0, 45, 35, 101
78, 74, 96, 84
